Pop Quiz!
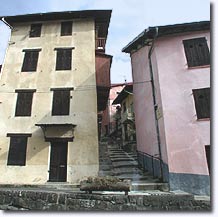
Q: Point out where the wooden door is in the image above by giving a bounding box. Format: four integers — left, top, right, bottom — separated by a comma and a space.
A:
49, 141, 68, 182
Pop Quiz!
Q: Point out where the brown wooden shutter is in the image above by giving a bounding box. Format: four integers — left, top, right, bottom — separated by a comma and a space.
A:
52, 90, 70, 115
15, 91, 34, 116
193, 88, 210, 119
7, 136, 28, 166
29, 23, 42, 37
61, 21, 72, 36
183, 37, 210, 67
21, 50, 40, 72
55, 49, 72, 70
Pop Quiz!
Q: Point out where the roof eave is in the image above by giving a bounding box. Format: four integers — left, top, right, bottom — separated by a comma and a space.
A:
0, 10, 112, 38
122, 21, 210, 54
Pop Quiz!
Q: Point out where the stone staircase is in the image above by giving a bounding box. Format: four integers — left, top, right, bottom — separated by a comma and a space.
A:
99, 140, 169, 192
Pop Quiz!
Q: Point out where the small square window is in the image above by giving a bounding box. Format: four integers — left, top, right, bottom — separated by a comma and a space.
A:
7, 134, 31, 166
183, 37, 210, 67
193, 88, 210, 119
21, 49, 41, 72
61, 21, 72, 36
29, 23, 42, 38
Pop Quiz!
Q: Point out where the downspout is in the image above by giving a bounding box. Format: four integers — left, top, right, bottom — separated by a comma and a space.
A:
148, 27, 164, 181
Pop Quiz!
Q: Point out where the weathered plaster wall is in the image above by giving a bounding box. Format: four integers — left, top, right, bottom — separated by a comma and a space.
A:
0, 19, 99, 184
155, 31, 210, 176
131, 47, 159, 157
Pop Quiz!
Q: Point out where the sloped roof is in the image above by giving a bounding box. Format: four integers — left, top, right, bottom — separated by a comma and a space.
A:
112, 84, 133, 105
122, 21, 210, 53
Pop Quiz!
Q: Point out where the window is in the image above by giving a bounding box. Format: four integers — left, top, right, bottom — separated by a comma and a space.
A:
61, 21, 72, 36
29, 23, 42, 37
21, 49, 41, 72
15, 89, 36, 117
51, 88, 73, 116
7, 134, 31, 166
183, 37, 210, 67
55, 48, 74, 70
193, 88, 210, 119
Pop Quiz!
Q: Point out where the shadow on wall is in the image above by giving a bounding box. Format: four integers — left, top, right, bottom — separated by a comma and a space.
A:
1, 72, 98, 165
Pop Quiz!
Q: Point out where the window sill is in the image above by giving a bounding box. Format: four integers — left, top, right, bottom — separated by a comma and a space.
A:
187, 65, 210, 70
197, 118, 210, 121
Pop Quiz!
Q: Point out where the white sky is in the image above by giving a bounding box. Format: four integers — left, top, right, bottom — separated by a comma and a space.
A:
0, 0, 211, 83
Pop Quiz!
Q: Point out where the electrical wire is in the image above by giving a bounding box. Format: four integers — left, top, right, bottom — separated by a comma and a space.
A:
0, 79, 151, 93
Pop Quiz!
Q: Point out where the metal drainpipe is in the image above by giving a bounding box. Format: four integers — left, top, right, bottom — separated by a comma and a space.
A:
1, 18, 13, 29
148, 27, 164, 181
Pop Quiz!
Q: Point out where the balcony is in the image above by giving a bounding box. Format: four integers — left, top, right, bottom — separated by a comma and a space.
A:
96, 38, 106, 51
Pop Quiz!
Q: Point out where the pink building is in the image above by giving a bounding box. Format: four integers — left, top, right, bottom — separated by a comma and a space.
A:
123, 21, 210, 195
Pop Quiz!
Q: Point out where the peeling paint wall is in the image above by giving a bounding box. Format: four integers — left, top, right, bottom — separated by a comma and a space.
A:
0, 18, 99, 184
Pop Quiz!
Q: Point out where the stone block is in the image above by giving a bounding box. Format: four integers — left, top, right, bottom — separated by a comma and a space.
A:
47, 193, 58, 203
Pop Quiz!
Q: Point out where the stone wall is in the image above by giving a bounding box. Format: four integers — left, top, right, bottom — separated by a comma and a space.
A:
0, 189, 211, 211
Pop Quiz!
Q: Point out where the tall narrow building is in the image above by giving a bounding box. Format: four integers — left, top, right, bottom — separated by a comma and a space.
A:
0, 10, 112, 185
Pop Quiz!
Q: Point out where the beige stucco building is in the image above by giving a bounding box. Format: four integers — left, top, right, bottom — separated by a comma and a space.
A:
0, 10, 112, 185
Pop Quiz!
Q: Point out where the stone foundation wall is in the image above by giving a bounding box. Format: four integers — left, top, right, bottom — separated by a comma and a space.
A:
0, 189, 211, 211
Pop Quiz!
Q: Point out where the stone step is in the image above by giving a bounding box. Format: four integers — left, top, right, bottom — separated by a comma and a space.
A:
112, 161, 138, 168
116, 174, 157, 182
131, 182, 169, 191
110, 158, 136, 162
110, 157, 137, 162
99, 165, 112, 171
112, 168, 145, 176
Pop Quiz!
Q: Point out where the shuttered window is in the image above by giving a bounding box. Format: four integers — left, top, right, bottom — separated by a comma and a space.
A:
55, 48, 73, 70
7, 134, 31, 166
15, 90, 36, 117
193, 88, 210, 119
51, 89, 71, 116
29, 23, 42, 37
21, 49, 41, 72
61, 21, 72, 36
183, 37, 210, 67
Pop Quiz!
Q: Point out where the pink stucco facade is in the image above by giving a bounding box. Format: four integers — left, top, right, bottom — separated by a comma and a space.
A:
129, 25, 210, 194
155, 31, 210, 176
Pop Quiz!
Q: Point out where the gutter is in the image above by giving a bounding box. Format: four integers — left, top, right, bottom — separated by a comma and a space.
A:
1, 18, 13, 29
148, 27, 164, 181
